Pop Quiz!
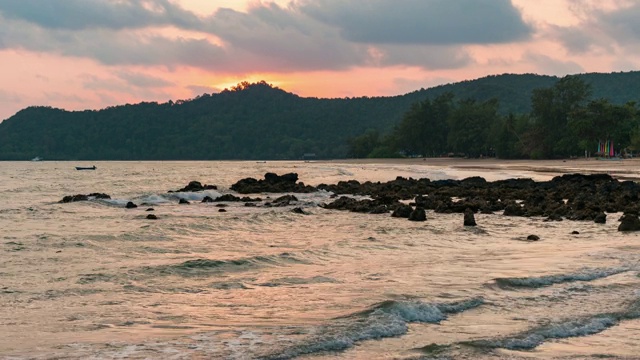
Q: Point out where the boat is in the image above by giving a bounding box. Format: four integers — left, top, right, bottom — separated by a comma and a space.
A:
75, 166, 96, 170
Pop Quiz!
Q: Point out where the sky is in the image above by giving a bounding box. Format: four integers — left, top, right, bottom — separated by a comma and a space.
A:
0, 0, 639, 120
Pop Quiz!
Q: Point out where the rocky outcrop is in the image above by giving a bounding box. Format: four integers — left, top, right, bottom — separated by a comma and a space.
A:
169, 181, 217, 193
231, 173, 316, 193
59, 193, 111, 203
408, 207, 427, 222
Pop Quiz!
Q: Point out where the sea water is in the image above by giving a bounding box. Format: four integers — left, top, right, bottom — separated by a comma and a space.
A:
1, 160, 640, 359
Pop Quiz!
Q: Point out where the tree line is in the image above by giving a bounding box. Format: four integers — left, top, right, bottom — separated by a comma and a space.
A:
348, 76, 640, 159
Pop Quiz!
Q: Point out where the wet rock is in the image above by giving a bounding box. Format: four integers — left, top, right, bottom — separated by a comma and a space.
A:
179, 199, 190, 204
408, 207, 427, 222
544, 214, 563, 222
218, 209, 227, 213
273, 195, 298, 206
169, 181, 217, 193
125, 201, 138, 209
59, 193, 111, 203
244, 202, 257, 207
527, 234, 540, 241
463, 208, 476, 226
571, 231, 580, 234
391, 204, 413, 218
503, 203, 525, 217
146, 214, 158, 220
202, 196, 214, 203
291, 207, 308, 215
594, 212, 607, 224
618, 213, 640, 231
231, 173, 316, 194
146, 208, 154, 212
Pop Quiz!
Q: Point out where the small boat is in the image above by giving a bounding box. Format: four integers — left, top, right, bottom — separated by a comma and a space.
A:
75, 166, 97, 170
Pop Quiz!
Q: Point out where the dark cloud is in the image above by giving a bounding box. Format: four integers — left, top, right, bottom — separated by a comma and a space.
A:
0, 0, 200, 30
0, 0, 512, 73
296, 0, 532, 45
595, 3, 640, 45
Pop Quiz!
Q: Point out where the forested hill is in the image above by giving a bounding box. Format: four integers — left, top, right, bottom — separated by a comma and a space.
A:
1, 72, 640, 160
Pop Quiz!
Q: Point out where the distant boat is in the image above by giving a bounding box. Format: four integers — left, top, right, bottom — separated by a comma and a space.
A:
31, 156, 42, 161
75, 166, 96, 170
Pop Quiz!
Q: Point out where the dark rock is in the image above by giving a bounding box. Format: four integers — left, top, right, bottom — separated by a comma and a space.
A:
202, 196, 214, 203
231, 173, 316, 194
408, 207, 427, 222
146, 208, 154, 211
369, 205, 389, 214
215, 194, 241, 202
463, 208, 476, 226
146, 214, 158, 220
544, 214, 563, 222
527, 234, 540, 241
391, 204, 413, 218
594, 212, 607, 224
125, 201, 138, 209
170, 181, 217, 193
273, 195, 298, 206
179, 199, 190, 204
571, 231, 580, 234
244, 202, 257, 207
218, 209, 227, 213
618, 213, 640, 231
291, 207, 308, 215
59, 193, 111, 203
503, 203, 525, 216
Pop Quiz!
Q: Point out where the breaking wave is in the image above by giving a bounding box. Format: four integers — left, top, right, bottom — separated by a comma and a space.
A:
493, 267, 629, 289
142, 253, 307, 277
265, 297, 484, 359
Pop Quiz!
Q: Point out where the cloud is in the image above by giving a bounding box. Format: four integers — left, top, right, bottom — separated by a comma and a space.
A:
186, 84, 220, 97
115, 70, 174, 88
0, 89, 22, 103
297, 0, 532, 45
524, 52, 584, 75
0, 0, 200, 31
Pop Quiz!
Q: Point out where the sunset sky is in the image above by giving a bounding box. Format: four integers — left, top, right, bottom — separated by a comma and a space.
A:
0, 0, 638, 120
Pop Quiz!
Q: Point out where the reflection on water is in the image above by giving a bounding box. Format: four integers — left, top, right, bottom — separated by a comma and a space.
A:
1, 160, 640, 359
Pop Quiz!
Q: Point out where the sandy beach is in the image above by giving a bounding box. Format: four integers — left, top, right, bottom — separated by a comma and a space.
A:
326, 157, 640, 181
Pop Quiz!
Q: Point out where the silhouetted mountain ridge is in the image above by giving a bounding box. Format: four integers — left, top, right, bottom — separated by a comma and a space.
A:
1, 72, 639, 160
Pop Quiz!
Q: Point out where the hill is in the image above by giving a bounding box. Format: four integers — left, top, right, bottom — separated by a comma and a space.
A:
1, 72, 639, 160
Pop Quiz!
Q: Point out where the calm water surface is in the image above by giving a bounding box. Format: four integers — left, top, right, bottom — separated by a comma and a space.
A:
1, 161, 640, 359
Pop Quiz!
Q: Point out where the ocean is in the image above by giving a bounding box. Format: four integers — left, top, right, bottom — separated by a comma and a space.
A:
2, 160, 640, 359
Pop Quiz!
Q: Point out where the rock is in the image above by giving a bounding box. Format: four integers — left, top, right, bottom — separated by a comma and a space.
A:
571, 231, 580, 234
291, 207, 308, 215
146, 214, 158, 220
245, 203, 257, 207
59, 193, 111, 203
170, 181, 217, 193
218, 209, 227, 212
527, 234, 540, 241
125, 201, 138, 209
273, 195, 298, 206
618, 213, 640, 231
391, 204, 413, 218
231, 173, 316, 194
408, 207, 427, 222
179, 199, 190, 204
146, 208, 154, 212
215, 194, 241, 202
464, 208, 477, 226
594, 212, 607, 224
202, 196, 214, 203
544, 214, 563, 222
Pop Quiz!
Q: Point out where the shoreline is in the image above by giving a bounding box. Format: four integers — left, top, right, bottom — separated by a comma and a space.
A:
322, 157, 640, 181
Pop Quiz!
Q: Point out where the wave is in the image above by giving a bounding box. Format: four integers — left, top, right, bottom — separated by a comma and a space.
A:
265, 297, 483, 359
493, 267, 629, 289
141, 253, 307, 277
468, 305, 640, 351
